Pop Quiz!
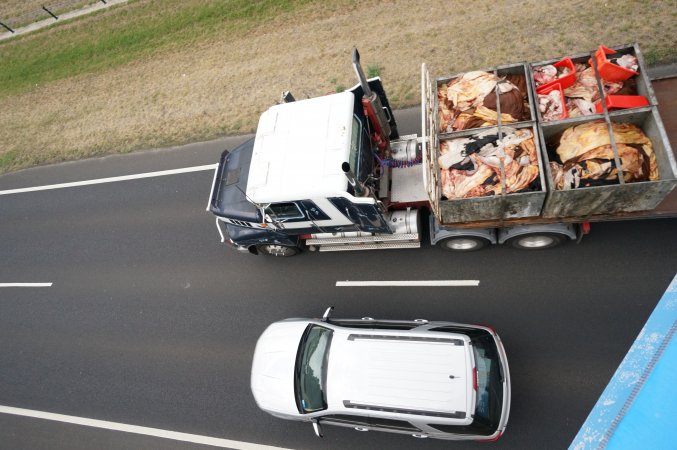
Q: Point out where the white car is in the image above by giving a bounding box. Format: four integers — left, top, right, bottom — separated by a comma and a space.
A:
251, 307, 511, 441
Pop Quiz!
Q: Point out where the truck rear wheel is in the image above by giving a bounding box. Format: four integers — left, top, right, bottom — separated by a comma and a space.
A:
256, 244, 300, 257
506, 232, 565, 250
437, 236, 489, 252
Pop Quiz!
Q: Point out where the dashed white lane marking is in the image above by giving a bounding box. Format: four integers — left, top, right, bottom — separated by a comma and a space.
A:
0, 283, 52, 287
0, 405, 293, 450
0, 164, 218, 196
336, 280, 480, 287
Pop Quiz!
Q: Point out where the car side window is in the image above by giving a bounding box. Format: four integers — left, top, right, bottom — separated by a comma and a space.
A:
321, 414, 370, 427
321, 415, 420, 432
426, 423, 488, 435
328, 319, 418, 330
430, 325, 486, 339
368, 417, 421, 432
429, 325, 471, 333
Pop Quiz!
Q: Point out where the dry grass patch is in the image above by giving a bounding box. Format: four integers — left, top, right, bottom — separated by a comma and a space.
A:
0, 0, 96, 27
1, 0, 676, 173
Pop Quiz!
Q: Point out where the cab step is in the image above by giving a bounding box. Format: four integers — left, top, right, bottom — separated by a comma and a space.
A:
306, 233, 420, 252
306, 233, 419, 246
316, 241, 421, 252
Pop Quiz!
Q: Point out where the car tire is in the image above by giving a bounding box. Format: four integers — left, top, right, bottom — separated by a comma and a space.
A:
437, 236, 489, 252
506, 232, 566, 250
256, 244, 301, 257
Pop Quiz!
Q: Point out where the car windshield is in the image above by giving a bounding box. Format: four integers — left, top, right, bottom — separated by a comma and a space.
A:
471, 332, 504, 434
294, 325, 333, 413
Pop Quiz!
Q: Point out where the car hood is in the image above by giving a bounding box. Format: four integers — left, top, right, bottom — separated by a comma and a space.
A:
250, 321, 309, 416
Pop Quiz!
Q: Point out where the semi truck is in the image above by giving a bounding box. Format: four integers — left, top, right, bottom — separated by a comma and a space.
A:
207, 45, 676, 256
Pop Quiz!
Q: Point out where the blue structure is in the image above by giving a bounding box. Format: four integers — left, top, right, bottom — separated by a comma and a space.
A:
570, 274, 677, 450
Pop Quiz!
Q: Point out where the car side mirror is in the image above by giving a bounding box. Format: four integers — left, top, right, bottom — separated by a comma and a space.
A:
312, 420, 323, 438
322, 306, 334, 321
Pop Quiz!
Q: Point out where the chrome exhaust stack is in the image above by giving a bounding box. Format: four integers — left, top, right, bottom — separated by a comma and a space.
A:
352, 48, 391, 152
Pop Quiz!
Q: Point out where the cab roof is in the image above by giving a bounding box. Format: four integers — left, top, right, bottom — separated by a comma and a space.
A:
246, 92, 355, 204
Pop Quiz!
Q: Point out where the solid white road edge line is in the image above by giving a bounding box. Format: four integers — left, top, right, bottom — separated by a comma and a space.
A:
0, 283, 52, 287
336, 280, 480, 287
0, 405, 293, 450
0, 164, 218, 196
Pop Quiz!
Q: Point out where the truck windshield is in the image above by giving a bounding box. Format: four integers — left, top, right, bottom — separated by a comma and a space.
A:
294, 324, 333, 413
349, 117, 361, 175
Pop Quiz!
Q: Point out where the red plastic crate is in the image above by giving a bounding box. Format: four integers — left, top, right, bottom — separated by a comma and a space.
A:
538, 82, 568, 120
595, 95, 649, 113
535, 57, 576, 94
591, 45, 639, 82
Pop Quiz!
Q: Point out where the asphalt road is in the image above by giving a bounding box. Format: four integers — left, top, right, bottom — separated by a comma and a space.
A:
1, 108, 676, 450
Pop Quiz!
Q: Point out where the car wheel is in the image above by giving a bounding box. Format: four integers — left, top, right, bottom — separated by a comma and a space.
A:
256, 244, 301, 257
437, 236, 489, 252
506, 232, 566, 250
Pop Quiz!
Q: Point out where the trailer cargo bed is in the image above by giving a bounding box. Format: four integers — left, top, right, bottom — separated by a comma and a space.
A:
423, 44, 677, 229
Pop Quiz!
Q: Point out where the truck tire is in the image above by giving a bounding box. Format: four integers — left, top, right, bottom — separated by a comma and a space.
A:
437, 236, 489, 252
506, 232, 565, 250
256, 244, 301, 257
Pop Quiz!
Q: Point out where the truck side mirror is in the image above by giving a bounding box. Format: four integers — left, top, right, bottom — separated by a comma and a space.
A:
312, 420, 323, 438
280, 91, 295, 103
322, 306, 334, 321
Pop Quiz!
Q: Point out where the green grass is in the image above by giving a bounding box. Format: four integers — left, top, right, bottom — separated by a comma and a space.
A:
0, 0, 311, 96
644, 46, 677, 65
0, 1, 96, 29
0, 150, 17, 167
367, 64, 380, 78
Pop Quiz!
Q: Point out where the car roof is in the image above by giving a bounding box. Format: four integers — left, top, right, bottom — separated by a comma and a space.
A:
326, 326, 474, 424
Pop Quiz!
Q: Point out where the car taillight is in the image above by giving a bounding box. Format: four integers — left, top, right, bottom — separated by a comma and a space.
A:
473, 367, 478, 391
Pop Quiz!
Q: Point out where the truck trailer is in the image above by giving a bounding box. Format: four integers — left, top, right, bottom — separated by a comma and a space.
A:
207, 45, 676, 256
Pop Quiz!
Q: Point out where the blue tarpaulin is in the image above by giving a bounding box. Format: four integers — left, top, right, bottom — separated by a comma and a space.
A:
570, 274, 677, 450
